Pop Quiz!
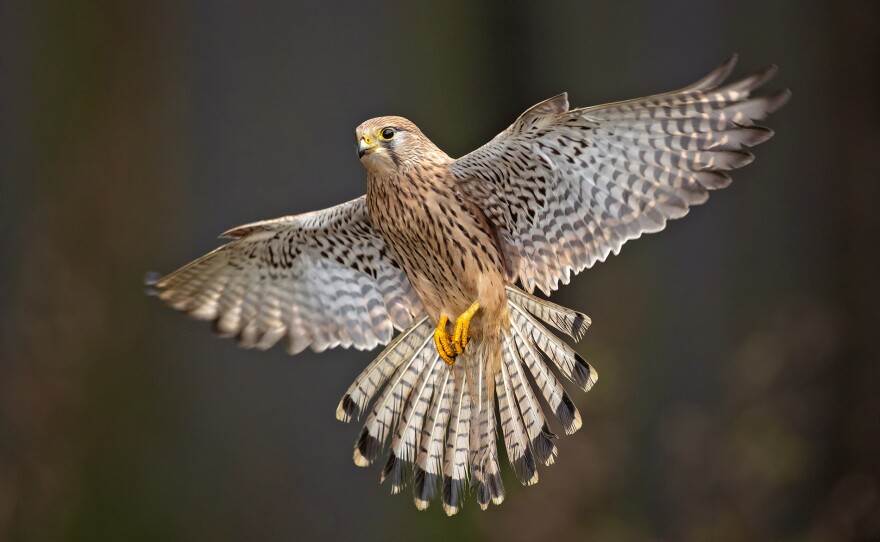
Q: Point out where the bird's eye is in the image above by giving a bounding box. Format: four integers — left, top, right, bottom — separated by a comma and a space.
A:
379, 128, 395, 140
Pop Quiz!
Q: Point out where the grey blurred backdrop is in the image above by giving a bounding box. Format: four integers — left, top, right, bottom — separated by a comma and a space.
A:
2, 1, 879, 541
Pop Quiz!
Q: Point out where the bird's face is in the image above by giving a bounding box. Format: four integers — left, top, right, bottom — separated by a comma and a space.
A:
356, 116, 421, 174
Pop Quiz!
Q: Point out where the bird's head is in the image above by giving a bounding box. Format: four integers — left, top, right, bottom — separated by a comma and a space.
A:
356, 116, 444, 174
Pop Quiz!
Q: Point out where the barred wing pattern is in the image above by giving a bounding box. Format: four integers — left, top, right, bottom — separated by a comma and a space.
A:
148, 197, 423, 353
451, 56, 790, 295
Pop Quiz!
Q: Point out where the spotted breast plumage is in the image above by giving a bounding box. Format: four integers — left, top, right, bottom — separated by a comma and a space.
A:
148, 56, 789, 514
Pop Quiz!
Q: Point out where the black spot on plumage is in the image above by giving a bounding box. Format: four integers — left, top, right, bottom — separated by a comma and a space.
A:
356, 428, 381, 464
542, 421, 558, 440
570, 315, 588, 340
340, 394, 359, 421
476, 481, 491, 507
413, 467, 438, 505
487, 472, 504, 500
265, 244, 278, 267
571, 353, 594, 391
381, 452, 411, 491
531, 422, 558, 465
443, 475, 465, 511
557, 393, 578, 433
512, 449, 537, 485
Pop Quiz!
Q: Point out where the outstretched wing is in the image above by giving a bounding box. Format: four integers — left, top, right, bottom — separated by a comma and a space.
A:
451, 55, 790, 295
148, 196, 423, 353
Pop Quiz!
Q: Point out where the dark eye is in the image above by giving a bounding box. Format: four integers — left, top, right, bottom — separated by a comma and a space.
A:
380, 128, 395, 140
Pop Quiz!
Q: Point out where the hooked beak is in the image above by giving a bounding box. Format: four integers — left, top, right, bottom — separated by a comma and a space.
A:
358, 136, 378, 158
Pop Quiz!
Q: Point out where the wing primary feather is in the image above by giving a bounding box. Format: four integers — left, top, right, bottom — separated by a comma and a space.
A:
451, 59, 787, 296
149, 197, 424, 355
684, 53, 738, 91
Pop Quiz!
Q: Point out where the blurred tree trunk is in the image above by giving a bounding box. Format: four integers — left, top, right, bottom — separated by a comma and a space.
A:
0, 2, 182, 539
820, 2, 880, 540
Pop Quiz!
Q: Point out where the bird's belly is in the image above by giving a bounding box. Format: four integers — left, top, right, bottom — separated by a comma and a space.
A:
375, 197, 506, 321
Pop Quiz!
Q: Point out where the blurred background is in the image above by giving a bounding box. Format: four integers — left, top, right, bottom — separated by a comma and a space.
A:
2, 1, 879, 540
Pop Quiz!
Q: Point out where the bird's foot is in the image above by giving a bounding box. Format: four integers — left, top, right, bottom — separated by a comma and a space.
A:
433, 301, 481, 365
434, 316, 457, 365
451, 301, 480, 355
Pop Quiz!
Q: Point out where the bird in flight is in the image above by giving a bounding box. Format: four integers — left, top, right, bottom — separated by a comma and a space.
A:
148, 55, 788, 515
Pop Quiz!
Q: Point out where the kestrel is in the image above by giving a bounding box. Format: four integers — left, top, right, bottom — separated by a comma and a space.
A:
148, 56, 788, 514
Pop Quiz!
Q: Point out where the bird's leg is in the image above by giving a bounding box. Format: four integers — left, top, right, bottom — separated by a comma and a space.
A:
451, 301, 480, 355
434, 315, 457, 365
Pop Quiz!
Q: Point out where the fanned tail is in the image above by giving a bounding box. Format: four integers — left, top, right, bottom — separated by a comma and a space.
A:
336, 285, 597, 514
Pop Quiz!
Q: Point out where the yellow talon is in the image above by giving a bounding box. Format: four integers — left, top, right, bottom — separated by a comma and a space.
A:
434, 303, 481, 364
451, 301, 480, 355
434, 315, 456, 365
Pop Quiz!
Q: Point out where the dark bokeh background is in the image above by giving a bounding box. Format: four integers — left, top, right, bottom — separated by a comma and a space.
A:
2, 1, 879, 541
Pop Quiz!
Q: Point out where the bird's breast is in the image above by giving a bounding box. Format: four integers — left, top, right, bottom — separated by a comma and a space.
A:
367, 170, 506, 318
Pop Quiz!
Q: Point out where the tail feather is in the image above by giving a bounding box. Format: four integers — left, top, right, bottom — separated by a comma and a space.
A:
466, 341, 505, 510
413, 369, 452, 510
442, 369, 471, 516
510, 322, 582, 435
381, 351, 443, 493
505, 286, 591, 341
472, 400, 504, 509
504, 329, 558, 466
497, 331, 538, 485
337, 284, 596, 513
509, 302, 598, 392
352, 320, 435, 467
336, 315, 431, 423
